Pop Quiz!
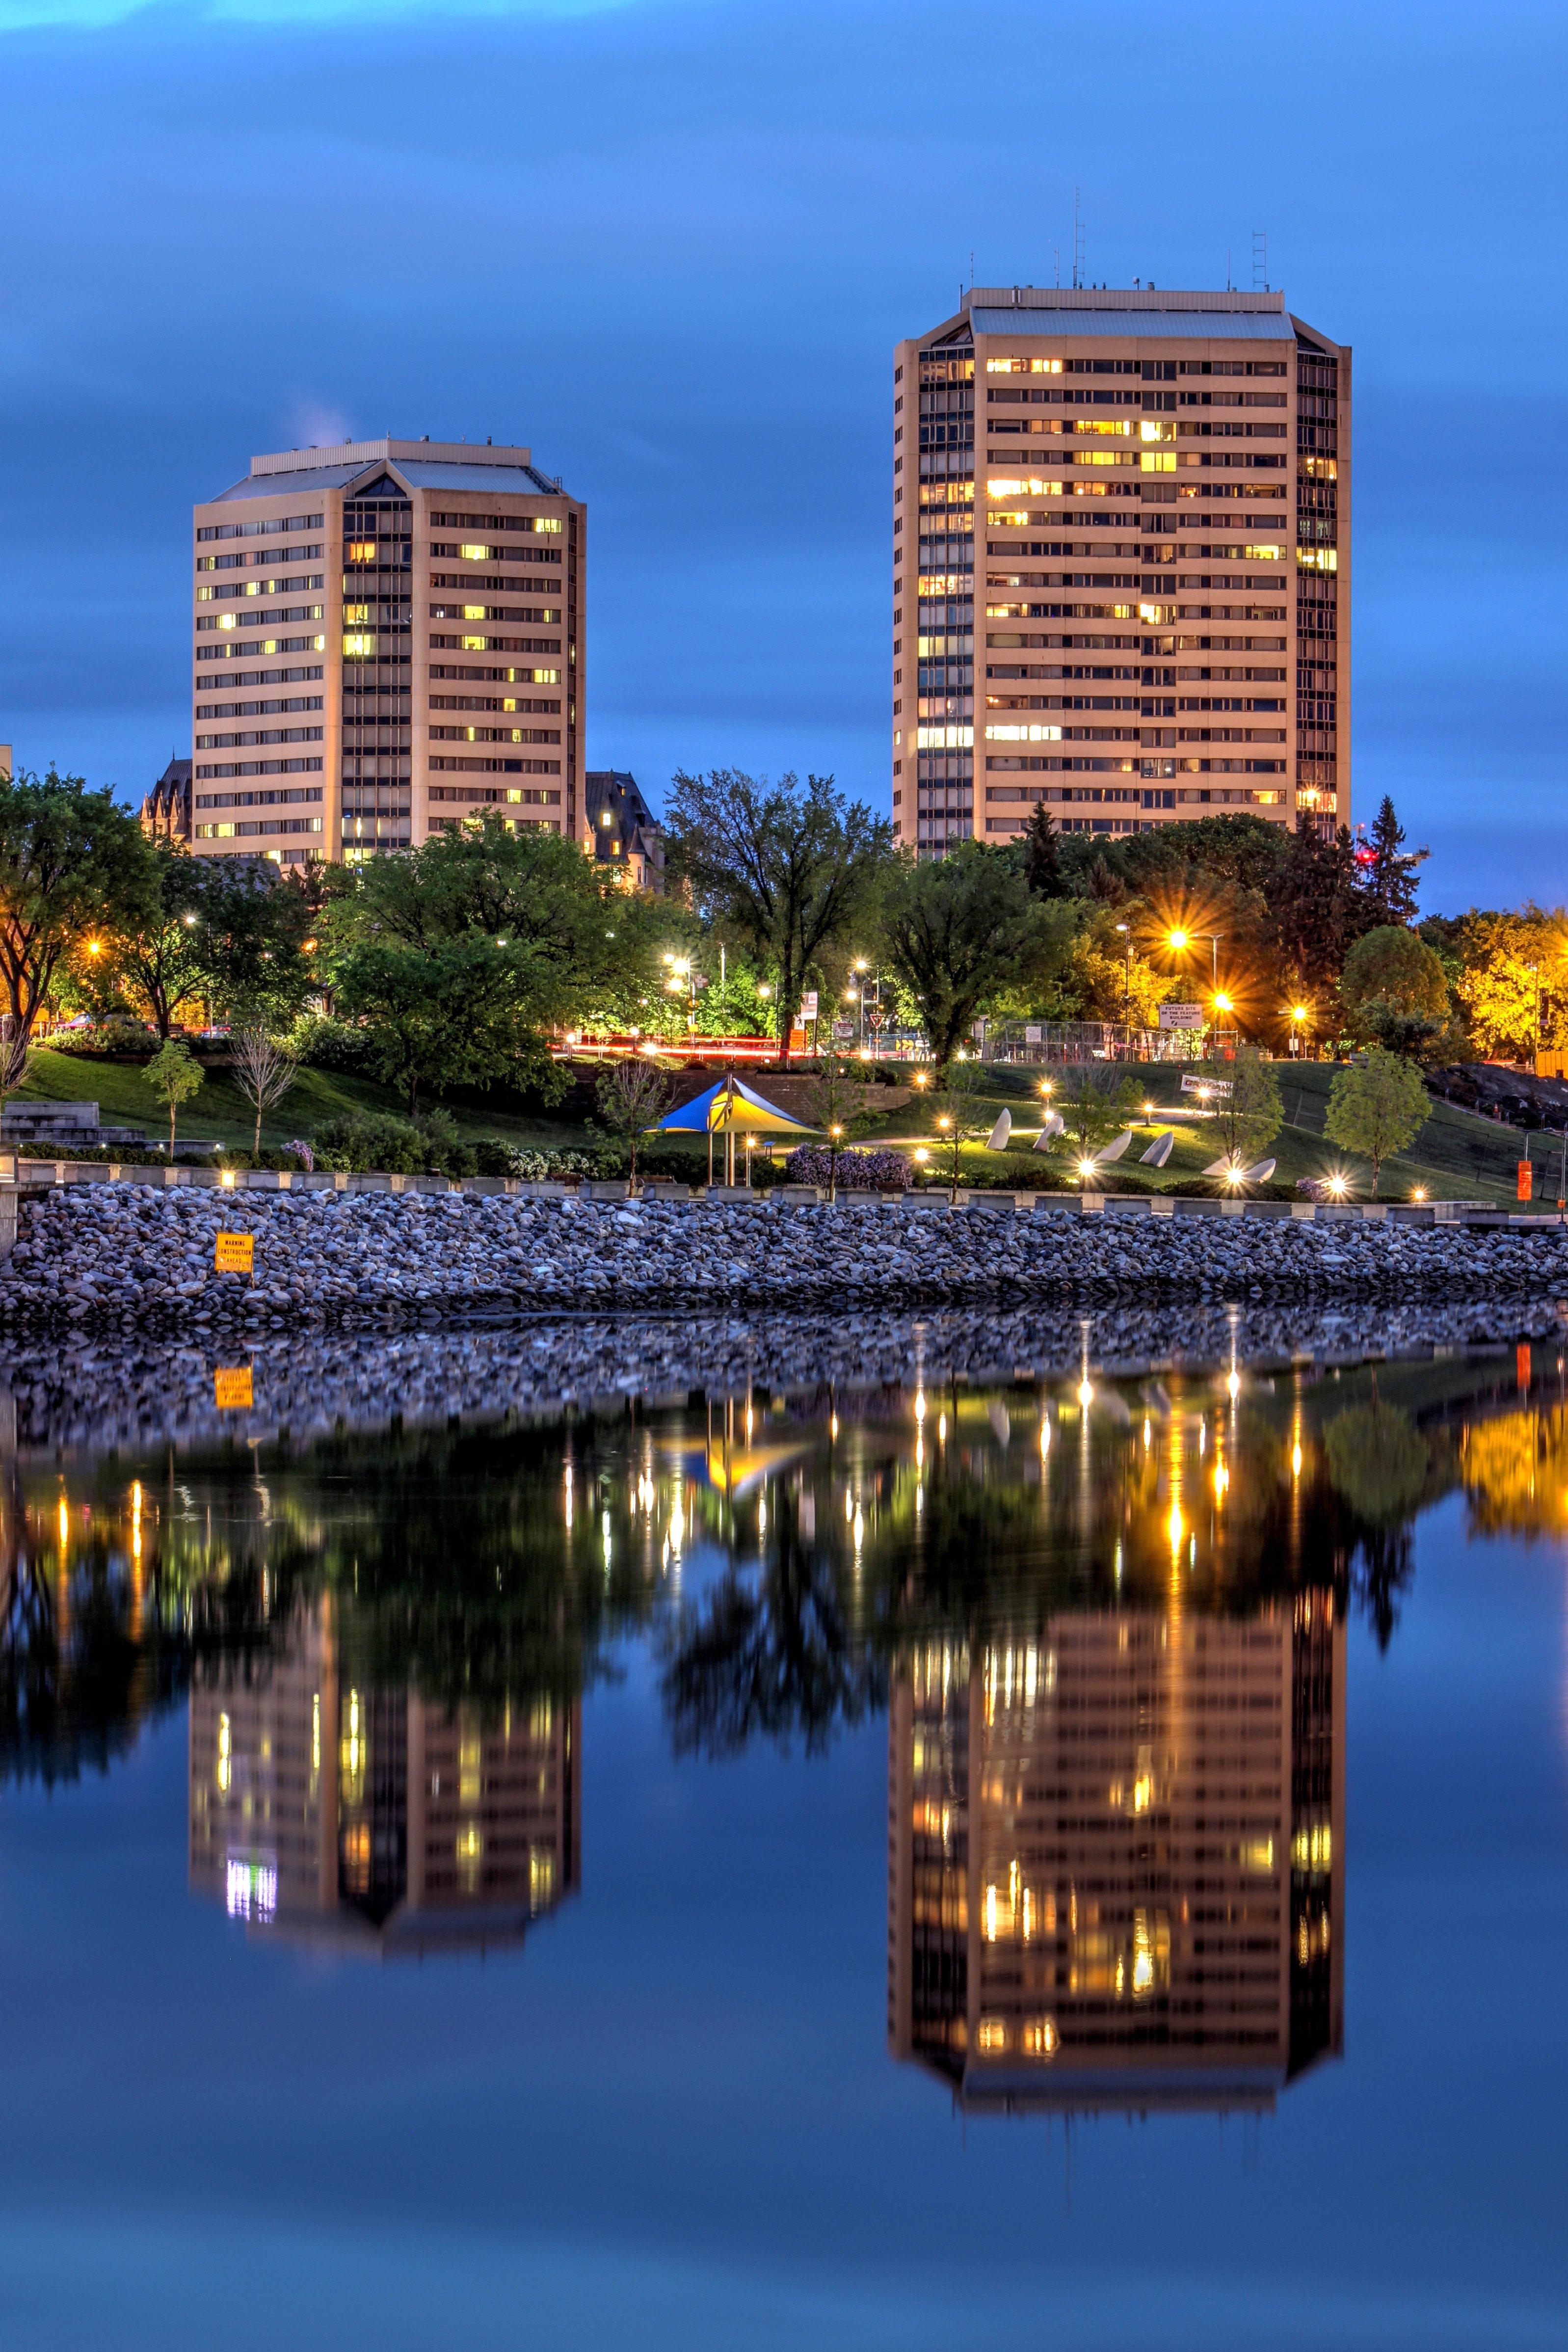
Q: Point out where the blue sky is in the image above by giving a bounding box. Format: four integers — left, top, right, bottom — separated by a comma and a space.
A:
0, 0, 1561, 910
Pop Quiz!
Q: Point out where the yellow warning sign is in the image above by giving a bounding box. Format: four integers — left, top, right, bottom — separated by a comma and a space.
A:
214, 1231, 254, 1275
214, 1366, 254, 1410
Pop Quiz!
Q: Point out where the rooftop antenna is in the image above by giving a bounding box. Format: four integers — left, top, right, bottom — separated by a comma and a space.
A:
968, 248, 975, 291
1226, 246, 1233, 292
1054, 244, 1060, 290
1251, 228, 1268, 292
1072, 188, 1085, 289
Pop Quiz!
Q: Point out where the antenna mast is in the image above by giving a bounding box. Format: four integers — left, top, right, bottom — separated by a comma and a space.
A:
1072, 188, 1085, 289
1251, 228, 1268, 292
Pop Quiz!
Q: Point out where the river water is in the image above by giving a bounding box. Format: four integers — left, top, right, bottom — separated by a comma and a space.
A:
1, 1323, 1564, 2348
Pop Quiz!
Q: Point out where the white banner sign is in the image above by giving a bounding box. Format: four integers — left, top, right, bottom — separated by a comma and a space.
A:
1159, 1001, 1208, 1031
1180, 1073, 1233, 1097
800, 989, 818, 1020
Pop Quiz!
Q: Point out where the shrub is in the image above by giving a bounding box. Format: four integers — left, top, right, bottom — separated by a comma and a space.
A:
279, 1014, 377, 1076
784, 1145, 912, 1189
310, 1109, 478, 1176
478, 1141, 629, 1180
46, 1018, 157, 1060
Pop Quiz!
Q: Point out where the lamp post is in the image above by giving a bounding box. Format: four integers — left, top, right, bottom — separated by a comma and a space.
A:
1114, 923, 1133, 1053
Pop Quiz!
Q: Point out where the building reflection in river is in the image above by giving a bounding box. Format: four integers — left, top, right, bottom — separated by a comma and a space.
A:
888, 1593, 1344, 2115
189, 1598, 580, 1957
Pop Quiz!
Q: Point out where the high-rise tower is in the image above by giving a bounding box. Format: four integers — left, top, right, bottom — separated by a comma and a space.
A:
892, 289, 1348, 855
190, 437, 584, 864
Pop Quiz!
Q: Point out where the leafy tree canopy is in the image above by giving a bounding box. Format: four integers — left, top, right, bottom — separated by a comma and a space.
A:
664, 769, 890, 1065
0, 768, 152, 1089
878, 840, 1052, 1069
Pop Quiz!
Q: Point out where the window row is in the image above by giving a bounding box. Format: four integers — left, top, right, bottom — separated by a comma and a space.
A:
191, 664, 323, 691
194, 757, 324, 780
194, 727, 323, 749
428, 511, 562, 535
194, 696, 322, 720
429, 693, 559, 712
429, 785, 561, 804
195, 786, 323, 808
195, 576, 323, 600
428, 603, 562, 623
429, 725, 561, 745
428, 633, 564, 656
196, 607, 323, 632
195, 817, 324, 838
196, 634, 326, 661
198, 546, 323, 571
196, 513, 322, 541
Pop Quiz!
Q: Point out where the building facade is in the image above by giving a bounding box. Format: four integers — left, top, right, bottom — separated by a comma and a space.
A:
584, 770, 664, 891
190, 437, 585, 866
892, 289, 1349, 854
138, 755, 192, 844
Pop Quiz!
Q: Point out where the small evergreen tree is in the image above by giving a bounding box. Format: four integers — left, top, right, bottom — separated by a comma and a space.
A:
1022, 801, 1064, 899
1362, 796, 1426, 927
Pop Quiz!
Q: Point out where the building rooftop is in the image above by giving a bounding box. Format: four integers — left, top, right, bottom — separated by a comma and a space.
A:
962, 287, 1295, 341
209, 435, 567, 504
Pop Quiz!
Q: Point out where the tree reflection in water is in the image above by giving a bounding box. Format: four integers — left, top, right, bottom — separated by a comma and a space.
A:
0, 1341, 1562, 1793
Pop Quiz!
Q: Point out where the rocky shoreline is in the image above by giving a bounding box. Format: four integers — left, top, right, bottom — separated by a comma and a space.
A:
3, 1181, 1568, 1336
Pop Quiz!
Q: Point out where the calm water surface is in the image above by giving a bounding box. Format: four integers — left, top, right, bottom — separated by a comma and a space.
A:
2, 1340, 1566, 2349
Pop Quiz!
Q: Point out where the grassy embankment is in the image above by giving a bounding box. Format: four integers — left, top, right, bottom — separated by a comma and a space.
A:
13, 1048, 1551, 1205
854, 1060, 1547, 1205
10, 1050, 588, 1157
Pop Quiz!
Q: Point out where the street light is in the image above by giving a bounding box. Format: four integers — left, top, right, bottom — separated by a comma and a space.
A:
1166, 926, 1223, 989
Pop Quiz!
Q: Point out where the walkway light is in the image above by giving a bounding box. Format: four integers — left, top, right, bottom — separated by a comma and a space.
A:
1213, 991, 1234, 1015
1167, 928, 1189, 951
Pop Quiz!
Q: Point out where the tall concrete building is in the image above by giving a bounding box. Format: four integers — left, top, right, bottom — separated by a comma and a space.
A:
892, 288, 1348, 854
887, 1593, 1344, 2114
190, 437, 584, 866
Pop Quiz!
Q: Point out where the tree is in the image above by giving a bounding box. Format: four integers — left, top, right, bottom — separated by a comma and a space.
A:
0, 769, 152, 1090
1050, 1068, 1143, 1182
1021, 800, 1065, 898
1361, 796, 1426, 926
1198, 1046, 1283, 1174
1270, 815, 1379, 1003
594, 1058, 671, 1189
879, 842, 1047, 1072
144, 1038, 204, 1152
806, 1050, 866, 1201
326, 818, 642, 1111
1452, 907, 1568, 1063
230, 1027, 298, 1154
1339, 924, 1452, 1057
664, 770, 890, 1067
1324, 1047, 1430, 1196
929, 1057, 990, 1202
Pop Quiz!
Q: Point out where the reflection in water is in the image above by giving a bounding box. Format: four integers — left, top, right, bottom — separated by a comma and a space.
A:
189, 1600, 579, 1955
888, 1599, 1342, 2114
0, 1340, 1564, 2101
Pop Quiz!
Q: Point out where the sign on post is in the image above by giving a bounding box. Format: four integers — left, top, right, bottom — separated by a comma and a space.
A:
214, 1231, 254, 1275
213, 1366, 254, 1410
1517, 1160, 1534, 1203
799, 989, 819, 1021
1159, 1002, 1207, 1031
1180, 1073, 1233, 1098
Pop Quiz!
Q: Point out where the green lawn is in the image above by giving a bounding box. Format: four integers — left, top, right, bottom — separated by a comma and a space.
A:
856, 1057, 1543, 1204
13, 1049, 591, 1156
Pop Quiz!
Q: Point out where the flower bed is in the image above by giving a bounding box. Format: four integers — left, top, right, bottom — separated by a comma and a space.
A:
784, 1146, 911, 1189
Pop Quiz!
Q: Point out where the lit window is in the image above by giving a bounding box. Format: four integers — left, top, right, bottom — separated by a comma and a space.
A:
215, 1712, 231, 1795
1076, 448, 1137, 466
1140, 452, 1176, 473
976, 2017, 1007, 2051
216, 613, 237, 631
460, 635, 487, 650
346, 539, 376, 562
985, 356, 1061, 374
1021, 2017, 1058, 2058
984, 723, 1062, 742
342, 632, 377, 656
343, 603, 371, 624
986, 476, 1063, 498
1076, 417, 1133, 437
1139, 418, 1175, 442
1297, 547, 1338, 573
461, 604, 487, 619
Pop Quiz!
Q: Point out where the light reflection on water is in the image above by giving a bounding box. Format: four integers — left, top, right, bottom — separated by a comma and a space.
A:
1, 1336, 1566, 2344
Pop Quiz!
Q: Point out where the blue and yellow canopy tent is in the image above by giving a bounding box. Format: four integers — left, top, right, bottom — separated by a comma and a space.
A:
654, 1073, 815, 1185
